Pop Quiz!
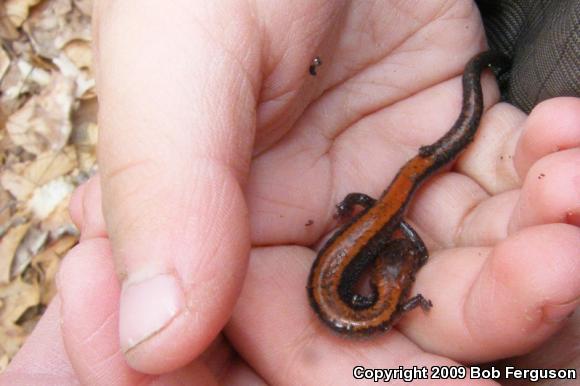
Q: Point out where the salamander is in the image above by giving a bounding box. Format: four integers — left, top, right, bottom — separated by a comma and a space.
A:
307, 50, 509, 335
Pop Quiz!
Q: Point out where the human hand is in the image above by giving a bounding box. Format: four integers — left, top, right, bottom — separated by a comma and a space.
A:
3, 1, 579, 384
225, 95, 580, 383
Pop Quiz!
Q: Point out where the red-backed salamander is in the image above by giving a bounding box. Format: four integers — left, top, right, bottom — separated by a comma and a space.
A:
307, 50, 510, 336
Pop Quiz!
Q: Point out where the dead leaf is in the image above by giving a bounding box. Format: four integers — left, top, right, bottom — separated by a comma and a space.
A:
0, 57, 52, 114
1, 146, 77, 203
0, 324, 27, 372
0, 4, 20, 40
0, 223, 30, 284
41, 192, 77, 239
0, 354, 9, 374
23, 146, 77, 185
63, 39, 92, 70
0, 276, 40, 327
11, 227, 48, 279
72, 121, 97, 173
0, 46, 10, 82
52, 53, 94, 98
32, 235, 76, 303
0, 214, 28, 240
1, 170, 36, 201
23, 0, 91, 60
0, 188, 13, 229
5, 0, 43, 28
6, 74, 75, 155
27, 177, 74, 220
73, 0, 92, 16
0, 0, 95, 368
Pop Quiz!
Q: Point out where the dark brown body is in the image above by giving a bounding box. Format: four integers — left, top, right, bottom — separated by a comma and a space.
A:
307, 51, 509, 336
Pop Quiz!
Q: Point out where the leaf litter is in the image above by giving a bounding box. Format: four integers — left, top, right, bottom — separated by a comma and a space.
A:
0, 0, 96, 370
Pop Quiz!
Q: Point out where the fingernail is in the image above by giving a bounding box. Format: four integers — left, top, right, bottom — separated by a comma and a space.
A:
119, 274, 184, 352
543, 297, 580, 323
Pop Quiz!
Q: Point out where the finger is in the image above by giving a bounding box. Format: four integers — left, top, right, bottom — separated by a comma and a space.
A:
407, 172, 495, 248
404, 224, 580, 363
222, 360, 267, 386
514, 97, 580, 176
69, 175, 107, 240
58, 238, 220, 384
94, 0, 259, 372
226, 247, 496, 385
69, 179, 86, 230
0, 299, 78, 386
416, 101, 524, 247
58, 239, 147, 383
455, 102, 526, 194
409, 147, 580, 249
248, 61, 501, 246
496, 312, 580, 375
509, 149, 580, 231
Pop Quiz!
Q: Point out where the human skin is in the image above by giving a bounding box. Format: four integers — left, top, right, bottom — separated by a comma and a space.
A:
2, 1, 580, 385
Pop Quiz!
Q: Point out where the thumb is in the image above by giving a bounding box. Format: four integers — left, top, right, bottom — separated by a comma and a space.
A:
94, 1, 259, 373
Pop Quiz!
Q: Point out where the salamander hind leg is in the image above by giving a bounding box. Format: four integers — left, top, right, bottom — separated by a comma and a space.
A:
400, 294, 432, 312
344, 238, 408, 311
335, 193, 376, 219
380, 223, 432, 317
356, 237, 429, 331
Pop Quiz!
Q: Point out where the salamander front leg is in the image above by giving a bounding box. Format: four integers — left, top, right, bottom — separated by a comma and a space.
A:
335, 193, 376, 219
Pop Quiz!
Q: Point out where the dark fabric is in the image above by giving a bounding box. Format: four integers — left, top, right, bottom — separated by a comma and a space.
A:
476, 0, 580, 113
